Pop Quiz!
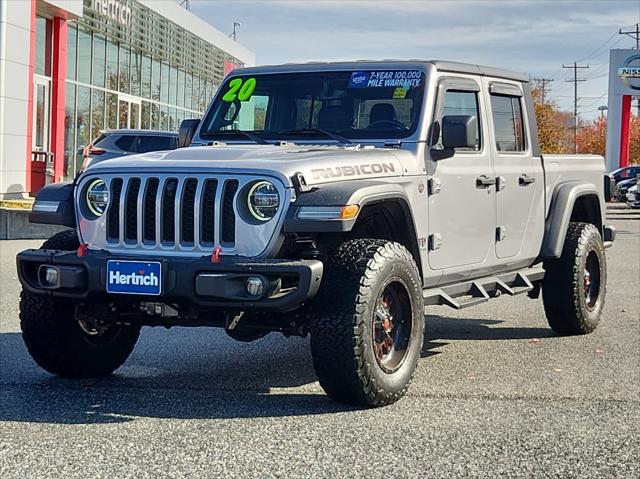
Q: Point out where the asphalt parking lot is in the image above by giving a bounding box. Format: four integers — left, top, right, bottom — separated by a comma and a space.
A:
1, 205, 638, 478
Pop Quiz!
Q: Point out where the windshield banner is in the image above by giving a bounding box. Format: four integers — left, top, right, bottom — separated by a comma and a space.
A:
348, 70, 422, 89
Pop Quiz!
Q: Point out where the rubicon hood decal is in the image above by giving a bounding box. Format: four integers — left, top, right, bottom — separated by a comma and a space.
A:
310, 162, 396, 180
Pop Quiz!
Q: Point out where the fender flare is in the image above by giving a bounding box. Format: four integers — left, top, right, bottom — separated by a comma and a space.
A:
29, 182, 76, 228
284, 180, 418, 235
540, 181, 601, 259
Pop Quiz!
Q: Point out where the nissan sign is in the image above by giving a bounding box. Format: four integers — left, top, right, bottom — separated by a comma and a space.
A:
617, 54, 640, 91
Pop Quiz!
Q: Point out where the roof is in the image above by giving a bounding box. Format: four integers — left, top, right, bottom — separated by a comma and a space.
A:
101, 129, 179, 136
233, 59, 528, 83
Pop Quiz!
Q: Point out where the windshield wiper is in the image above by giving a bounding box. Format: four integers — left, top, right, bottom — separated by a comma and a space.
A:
207, 130, 269, 145
277, 128, 353, 145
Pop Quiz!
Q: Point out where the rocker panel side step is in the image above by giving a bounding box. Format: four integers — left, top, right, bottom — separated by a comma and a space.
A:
423, 266, 545, 310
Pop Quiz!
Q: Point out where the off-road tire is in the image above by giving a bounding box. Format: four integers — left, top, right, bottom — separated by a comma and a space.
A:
20, 230, 140, 377
41, 229, 80, 250
542, 222, 607, 335
310, 239, 424, 407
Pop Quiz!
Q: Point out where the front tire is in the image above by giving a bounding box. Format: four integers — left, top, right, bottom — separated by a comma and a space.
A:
542, 222, 607, 335
310, 239, 424, 407
20, 230, 140, 377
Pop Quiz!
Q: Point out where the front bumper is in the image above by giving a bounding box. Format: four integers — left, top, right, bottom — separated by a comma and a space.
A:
16, 249, 323, 312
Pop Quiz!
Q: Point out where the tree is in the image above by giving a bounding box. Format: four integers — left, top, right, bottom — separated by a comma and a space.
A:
576, 114, 640, 164
531, 86, 572, 153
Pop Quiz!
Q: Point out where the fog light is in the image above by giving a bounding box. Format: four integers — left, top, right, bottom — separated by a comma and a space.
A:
38, 265, 59, 288
245, 276, 265, 296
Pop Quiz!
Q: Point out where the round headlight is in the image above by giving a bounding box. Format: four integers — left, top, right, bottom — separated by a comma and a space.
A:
247, 181, 279, 222
86, 179, 109, 217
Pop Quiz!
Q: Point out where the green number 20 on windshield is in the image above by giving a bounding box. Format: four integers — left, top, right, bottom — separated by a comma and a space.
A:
222, 77, 257, 102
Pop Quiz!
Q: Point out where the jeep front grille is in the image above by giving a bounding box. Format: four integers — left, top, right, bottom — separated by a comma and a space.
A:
105, 176, 241, 248
78, 172, 288, 257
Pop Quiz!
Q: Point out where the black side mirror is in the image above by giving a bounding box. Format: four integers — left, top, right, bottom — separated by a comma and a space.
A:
442, 115, 477, 150
178, 119, 201, 148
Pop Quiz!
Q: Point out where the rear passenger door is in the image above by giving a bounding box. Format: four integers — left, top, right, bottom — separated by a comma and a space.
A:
428, 77, 496, 271
488, 82, 543, 260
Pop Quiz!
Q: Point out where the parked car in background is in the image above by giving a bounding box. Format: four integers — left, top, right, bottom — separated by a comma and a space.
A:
610, 165, 640, 184
82, 130, 179, 169
626, 184, 640, 208
615, 177, 638, 201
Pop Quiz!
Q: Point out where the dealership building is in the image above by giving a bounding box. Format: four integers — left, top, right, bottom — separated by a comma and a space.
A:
0, 0, 254, 199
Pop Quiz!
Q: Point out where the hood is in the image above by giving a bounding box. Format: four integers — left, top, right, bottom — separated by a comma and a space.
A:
86, 144, 411, 187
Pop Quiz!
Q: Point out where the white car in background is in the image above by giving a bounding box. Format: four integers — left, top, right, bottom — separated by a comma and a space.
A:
626, 184, 640, 209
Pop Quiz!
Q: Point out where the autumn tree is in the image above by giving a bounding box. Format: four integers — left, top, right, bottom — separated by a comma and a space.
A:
531, 85, 572, 153
576, 114, 640, 163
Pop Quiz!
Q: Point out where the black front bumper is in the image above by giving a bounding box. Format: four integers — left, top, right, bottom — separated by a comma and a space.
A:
17, 249, 323, 312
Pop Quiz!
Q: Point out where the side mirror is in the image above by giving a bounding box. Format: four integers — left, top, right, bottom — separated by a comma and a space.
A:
178, 119, 201, 148
442, 115, 477, 150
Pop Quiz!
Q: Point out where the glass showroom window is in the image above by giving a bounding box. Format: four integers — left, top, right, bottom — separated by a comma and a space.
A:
77, 27, 92, 85
35, 16, 52, 77
119, 46, 130, 93
106, 38, 118, 91
131, 50, 142, 97
91, 89, 105, 141
75, 86, 91, 172
64, 84, 76, 179
106, 92, 117, 129
92, 34, 106, 88
66, 24, 77, 81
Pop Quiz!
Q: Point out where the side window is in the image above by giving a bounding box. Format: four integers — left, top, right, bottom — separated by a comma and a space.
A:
137, 135, 177, 153
490, 94, 526, 152
114, 135, 137, 151
435, 90, 481, 151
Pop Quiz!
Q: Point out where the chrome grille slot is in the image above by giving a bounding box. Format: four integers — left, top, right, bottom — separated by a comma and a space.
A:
221, 179, 238, 245
125, 178, 141, 242
83, 172, 288, 257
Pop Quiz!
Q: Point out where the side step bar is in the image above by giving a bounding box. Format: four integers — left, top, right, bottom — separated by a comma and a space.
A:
423, 266, 545, 310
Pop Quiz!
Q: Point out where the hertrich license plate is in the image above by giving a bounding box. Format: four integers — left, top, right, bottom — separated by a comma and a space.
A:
106, 260, 162, 295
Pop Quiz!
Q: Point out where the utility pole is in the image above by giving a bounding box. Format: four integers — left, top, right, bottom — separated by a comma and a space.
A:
618, 23, 640, 50
534, 78, 553, 105
563, 62, 589, 153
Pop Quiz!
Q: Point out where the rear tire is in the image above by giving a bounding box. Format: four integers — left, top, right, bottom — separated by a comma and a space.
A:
310, 239, 424, 407
542, 222, 607, 335
20, 230, 140, 377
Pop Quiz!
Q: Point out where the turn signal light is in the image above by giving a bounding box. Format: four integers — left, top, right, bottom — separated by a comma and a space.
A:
340, 205, 360, 219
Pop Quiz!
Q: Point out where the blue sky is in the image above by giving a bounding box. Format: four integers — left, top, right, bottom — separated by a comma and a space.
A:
190, 0, 640, 119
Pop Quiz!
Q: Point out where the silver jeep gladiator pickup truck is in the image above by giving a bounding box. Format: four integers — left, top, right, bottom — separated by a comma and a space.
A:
18, 60, 616, 407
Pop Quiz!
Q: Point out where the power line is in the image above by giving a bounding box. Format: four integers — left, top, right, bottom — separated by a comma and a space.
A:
563, 62, 589, 153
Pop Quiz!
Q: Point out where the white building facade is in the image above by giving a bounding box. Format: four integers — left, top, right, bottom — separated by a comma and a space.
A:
0, 0, 254, 199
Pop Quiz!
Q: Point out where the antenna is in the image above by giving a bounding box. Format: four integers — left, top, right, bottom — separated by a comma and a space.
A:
179, 0, 190, 10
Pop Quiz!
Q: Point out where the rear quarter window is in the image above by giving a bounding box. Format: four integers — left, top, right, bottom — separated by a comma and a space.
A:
137, 136, 178, 153
114, 135, 137, 151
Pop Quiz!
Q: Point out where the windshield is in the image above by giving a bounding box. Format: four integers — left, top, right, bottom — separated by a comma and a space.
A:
199, 70, 426, 142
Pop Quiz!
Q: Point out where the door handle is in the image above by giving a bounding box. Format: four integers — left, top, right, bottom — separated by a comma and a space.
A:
519, 174, 536, 186
476, 175, 495, 188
